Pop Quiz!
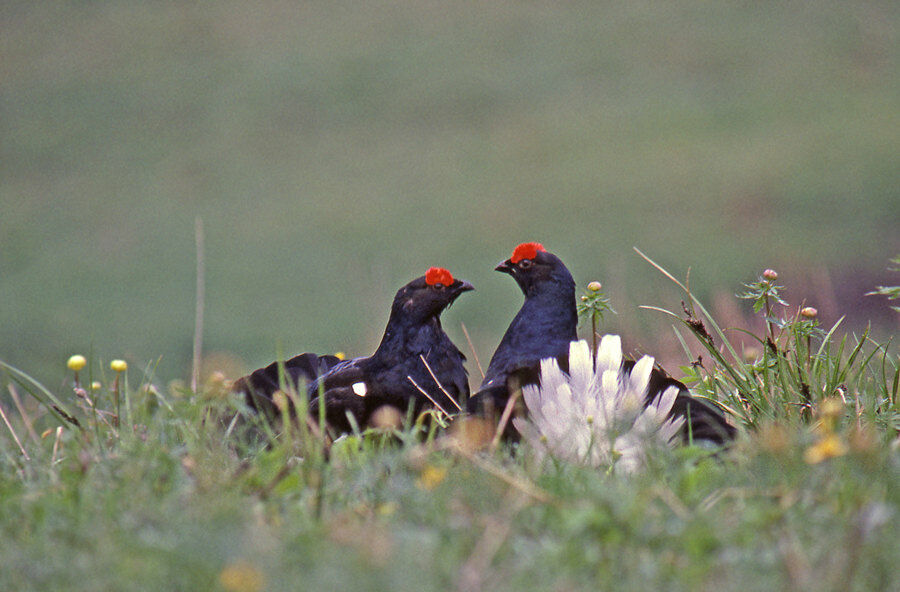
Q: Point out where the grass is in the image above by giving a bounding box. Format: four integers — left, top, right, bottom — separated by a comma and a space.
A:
1, 265, 897, 591
1, 0, 899, 384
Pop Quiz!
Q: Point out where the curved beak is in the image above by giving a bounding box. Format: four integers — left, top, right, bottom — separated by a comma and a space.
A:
494, 259, 513, 274
446, 280, 473, 310
455, 280, 475, 293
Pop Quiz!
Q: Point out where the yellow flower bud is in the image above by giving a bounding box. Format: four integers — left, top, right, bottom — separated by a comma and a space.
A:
587, 281, 602, 292
800, 307, 818, 319
91, 381, 102, 391
67, 355, 87, 371
763, 269, 778, 281
804, 434, 847, 464
219, 561, 264, 592
110, 359, 128, 372
376, 502, 397, 517
416, 465, 447, 491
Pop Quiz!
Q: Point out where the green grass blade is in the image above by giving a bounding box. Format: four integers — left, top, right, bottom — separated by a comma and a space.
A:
0, 360, 80, 429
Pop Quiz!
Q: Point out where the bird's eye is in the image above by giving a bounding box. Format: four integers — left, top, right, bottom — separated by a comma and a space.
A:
433, 283, 445, 290
519, 259, 533, 269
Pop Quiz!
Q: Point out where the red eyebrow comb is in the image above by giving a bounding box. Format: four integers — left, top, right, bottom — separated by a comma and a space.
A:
510, 242, 545, 263
425, 267, 454, 286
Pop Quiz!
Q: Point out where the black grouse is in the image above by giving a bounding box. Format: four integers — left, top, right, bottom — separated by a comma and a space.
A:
235, 267, 473, 433
468, 242, 735, 445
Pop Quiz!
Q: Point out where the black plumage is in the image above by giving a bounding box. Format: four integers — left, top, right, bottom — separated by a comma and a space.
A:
468, 243, 735, 445
235, 268, 473, 433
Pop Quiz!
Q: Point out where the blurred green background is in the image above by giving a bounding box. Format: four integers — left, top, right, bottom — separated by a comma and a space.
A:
1, 1, 898, 387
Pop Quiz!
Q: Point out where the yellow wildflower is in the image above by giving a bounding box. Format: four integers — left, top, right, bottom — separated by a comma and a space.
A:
416, 464, 447, 491
218, 561, 264, 592
67, 355, 87, 371
376, 502, 398, 517
110, 359, 128, 372
804, 434, 848, 464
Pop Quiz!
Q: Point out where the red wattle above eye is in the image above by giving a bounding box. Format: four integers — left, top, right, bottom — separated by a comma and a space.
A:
510, 242, 545, 264
425, 267, 454, 286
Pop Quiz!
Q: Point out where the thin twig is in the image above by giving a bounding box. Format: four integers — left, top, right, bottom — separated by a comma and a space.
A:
456, 492, 529, 592
191, 216, 205, 393
0, 402, 30, 460
419, 355, 462, 411
651, 484, 690, 520
453, 446, 555, 505
8, 384, 39, 444
50, 426, 63, 465
490, 383, 521, 452
407, 376, 451, 417
699, 486, 782, 512
460, 322, 485, 380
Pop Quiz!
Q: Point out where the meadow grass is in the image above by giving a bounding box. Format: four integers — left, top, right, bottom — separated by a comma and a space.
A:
1, 267, 897, 592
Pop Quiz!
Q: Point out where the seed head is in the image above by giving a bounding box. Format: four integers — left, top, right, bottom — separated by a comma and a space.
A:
110, 359, 128, 372
67, 355, 87, 371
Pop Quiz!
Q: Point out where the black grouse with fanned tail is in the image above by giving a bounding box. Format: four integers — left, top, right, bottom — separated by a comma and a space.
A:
468, 243, 735, 445
235, 267, 473, 433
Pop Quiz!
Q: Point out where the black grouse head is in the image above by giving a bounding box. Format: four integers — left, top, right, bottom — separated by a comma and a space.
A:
391, 267, 474, 323
494, 242, 574, 297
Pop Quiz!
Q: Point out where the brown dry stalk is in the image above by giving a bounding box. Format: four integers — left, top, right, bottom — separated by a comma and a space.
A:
418, 355, 462, 411
460, 322, 485, 380
407, 375, 452, 417
0, 402, 30, 461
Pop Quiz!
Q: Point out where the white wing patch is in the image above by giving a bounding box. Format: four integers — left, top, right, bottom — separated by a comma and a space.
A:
352, 382, 367, 397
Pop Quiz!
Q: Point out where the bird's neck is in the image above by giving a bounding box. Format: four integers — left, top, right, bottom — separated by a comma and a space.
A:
372, 314, 440, 360
495, 281, 578, 356
518, 284, 578, 339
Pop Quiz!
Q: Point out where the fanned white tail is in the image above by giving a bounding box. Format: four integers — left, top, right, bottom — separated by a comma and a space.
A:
514, 335, 684, 473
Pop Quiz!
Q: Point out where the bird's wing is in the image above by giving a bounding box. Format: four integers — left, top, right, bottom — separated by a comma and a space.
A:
233, 352, 342, 418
